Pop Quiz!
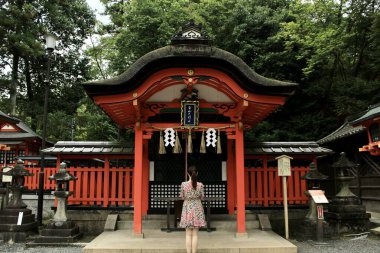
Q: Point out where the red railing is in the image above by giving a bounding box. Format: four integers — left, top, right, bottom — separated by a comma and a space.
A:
5, 164, 309, 208
22, 166, 133, 207
245, 166, 309, 206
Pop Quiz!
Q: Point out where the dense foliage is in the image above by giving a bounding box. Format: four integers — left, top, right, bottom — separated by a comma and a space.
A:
1, 0, 379, 142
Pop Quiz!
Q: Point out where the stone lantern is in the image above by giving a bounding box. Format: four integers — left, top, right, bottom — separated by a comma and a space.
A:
296, 162, 329, 241
302, 162, 328, 221
35, 162, 81, 243
324, 152, 370, 235
0, 159, 38, 243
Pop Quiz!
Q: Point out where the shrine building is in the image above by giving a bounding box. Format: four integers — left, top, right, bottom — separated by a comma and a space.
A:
40, 22, 332, 236
0, 111, 53, 165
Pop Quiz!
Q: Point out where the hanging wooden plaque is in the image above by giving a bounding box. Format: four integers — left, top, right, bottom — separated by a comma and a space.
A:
181, 100, 199, 126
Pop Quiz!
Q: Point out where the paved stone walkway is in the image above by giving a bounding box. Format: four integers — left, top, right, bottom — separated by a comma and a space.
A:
1, 235, 380, 253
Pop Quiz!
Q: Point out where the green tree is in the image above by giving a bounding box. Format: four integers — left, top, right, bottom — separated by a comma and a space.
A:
86, 0, 380, 142
0, 0, 95, 133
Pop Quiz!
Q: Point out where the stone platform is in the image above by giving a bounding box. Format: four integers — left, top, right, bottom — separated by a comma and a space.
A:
83, 228, 297, 253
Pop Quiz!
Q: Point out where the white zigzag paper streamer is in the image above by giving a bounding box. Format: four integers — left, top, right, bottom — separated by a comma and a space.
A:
164, 128, 175, 147
206, 128, 217, 147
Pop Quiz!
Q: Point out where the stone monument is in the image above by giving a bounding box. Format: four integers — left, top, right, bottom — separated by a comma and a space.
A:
35, 162, 81, 243
0, 165, 12, 210
0, 159, 38, 243
296, 162, 329, 240
324, 152, 371, 235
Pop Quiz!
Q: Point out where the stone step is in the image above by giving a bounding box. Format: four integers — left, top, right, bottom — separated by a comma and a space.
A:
116, 219, 259, 230
83, 229, 297, 253
118, 213, 258, 221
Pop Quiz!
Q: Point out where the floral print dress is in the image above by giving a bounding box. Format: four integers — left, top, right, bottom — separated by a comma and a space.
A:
179, 181, 206, 228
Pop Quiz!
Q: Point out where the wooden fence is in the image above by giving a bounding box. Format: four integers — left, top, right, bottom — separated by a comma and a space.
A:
22, 166, 133, 207
2, 164, 310, 208
245, 166, 309, 206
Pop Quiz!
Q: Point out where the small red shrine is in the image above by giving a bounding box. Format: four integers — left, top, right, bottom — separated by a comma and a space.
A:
351, 104, 380, 156
79, 22, 331, 236
0, 111, 51, 167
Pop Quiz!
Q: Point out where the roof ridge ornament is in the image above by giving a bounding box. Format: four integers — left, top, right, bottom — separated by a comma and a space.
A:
171, 20, 211, 45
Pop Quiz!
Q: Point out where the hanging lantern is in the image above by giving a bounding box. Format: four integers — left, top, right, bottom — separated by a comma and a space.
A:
217, 129, 222, 154
187, 129, 193, 153
200, 130, 206, 154
173, 130, 183, 154
159, 131, 166, 154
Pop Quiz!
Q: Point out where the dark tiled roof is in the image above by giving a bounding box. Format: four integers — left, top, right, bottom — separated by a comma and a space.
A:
83, 23, 297, 97
244, 142, 333, 155
317, 121, 365, 145
0, 111, 41, 141
351, 103, 380, 125
43, 141, 330, 156
42, 141, 134, 155
0, 111, 19, 124
84, 45, 297, 97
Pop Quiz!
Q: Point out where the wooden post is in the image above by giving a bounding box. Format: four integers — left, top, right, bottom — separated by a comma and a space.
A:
103, 157, 110, 207
235, 126, 246, 236
276, 155, 292, 240
133, 127, 143, 236
227, 139, 235, 215
142, 140, 149, 215
282, 176, 289, 239
263, 156, 269, 207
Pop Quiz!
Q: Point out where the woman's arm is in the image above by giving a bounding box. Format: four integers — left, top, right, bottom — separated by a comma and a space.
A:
200, 183, 205, 200
179, 182, 184, 200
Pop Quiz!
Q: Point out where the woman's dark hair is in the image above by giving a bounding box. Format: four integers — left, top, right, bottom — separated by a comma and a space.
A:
188, 166, 198, 189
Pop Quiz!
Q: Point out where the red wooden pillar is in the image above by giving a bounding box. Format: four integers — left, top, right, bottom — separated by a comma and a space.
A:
227, 139, 235, 215
142, 139, 149, 215
263, 156, 269, 207
133, 126, 143, 236
235, 126, 246, 235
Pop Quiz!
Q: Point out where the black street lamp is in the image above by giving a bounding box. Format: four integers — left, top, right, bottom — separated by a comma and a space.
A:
37, 33, 57, 225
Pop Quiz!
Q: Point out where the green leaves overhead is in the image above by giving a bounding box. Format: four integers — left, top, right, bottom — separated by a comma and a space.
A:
1, 0, 379, 142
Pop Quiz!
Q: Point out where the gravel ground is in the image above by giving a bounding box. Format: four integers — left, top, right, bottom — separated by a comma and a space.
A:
1, 236, 379, 253
294, 235, 380, 253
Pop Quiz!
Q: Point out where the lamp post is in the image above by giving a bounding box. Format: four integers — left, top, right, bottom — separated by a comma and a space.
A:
37, 33, 57, 225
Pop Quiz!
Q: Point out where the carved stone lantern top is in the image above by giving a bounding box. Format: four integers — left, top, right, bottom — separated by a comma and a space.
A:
49, 162, 76, 182
302, 162, 328, 181
3, 159, 33, 177
332, 152, 357, 180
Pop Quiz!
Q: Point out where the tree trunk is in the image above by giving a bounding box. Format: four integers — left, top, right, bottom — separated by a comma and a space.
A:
10, 53, 19, 115
24, 58, 38, 131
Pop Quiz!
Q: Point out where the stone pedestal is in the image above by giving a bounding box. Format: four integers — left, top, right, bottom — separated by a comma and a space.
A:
0, 208, 38, 242
38, 220, 81, 243
34, 162, 81, 244
0, 160, 38, 243
35, 191, 82, 243
0, 188, 8, 210
325, 196, 371, 235
295, 219, 332, 241
325, 153, 371, 235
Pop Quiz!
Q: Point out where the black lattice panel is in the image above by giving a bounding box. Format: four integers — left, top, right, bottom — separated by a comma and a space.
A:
149, 182, 227, 212
150, 184, 181, 208
204, 184, 226, 208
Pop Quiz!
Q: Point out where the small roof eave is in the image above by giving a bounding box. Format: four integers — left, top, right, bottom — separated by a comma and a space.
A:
245, 141, 333, 155
42, 141, 134, 155
350, 103, 380, 126
317, 121, 366, 145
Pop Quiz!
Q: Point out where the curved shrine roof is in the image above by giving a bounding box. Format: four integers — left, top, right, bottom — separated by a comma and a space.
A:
83, 22, 297, 97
